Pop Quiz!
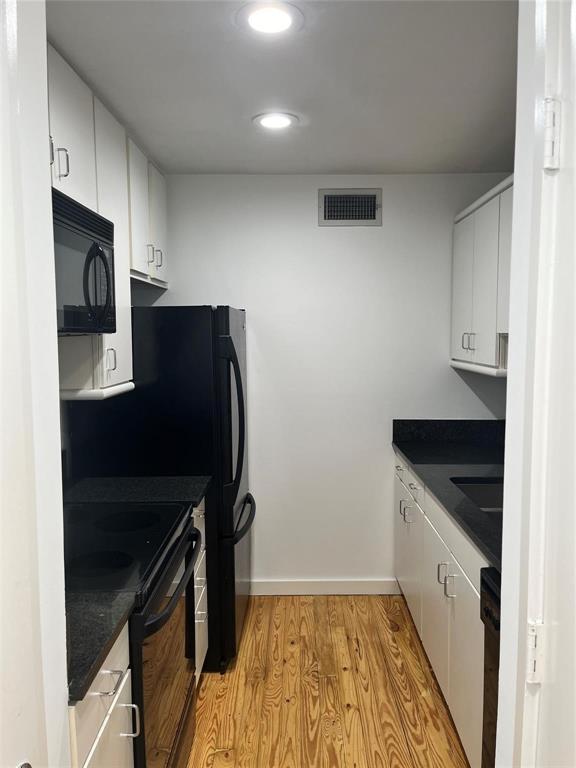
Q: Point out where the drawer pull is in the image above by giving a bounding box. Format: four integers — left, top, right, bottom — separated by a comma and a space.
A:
395, 465, 404, 472
120, 703, 141, 738
408, 482, 419, 491
90, 669, 125, 697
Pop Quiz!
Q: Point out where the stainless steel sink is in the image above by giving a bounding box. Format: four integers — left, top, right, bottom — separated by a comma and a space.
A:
451, 477, 504, 512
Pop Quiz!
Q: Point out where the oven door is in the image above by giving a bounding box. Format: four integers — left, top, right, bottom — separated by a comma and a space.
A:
130, 524, 201, 768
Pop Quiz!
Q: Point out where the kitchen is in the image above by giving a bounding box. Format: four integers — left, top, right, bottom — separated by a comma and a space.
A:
2, 1, 575, 768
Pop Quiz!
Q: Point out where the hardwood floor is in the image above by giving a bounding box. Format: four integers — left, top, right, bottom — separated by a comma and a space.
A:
187, 595, 469, 768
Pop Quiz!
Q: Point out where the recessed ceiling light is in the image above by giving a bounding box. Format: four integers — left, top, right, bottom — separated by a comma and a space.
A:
253, 112, 299, 130
236, 3, 304, 35
248, 6, 292, 33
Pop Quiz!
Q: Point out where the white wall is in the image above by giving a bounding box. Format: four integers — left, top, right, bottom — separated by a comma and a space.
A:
158, 173, 507, 591
0, 1, 69, 765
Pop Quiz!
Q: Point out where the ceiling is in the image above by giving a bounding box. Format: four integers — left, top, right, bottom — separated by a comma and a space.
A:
46, 0, 518, 174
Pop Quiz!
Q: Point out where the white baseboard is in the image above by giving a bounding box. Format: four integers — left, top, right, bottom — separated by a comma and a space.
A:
251, 578, 400, 596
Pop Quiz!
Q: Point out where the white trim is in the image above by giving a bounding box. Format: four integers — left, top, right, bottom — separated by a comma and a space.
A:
450, 360, 507, 377
455, 173, 514, 223
60, 381, 135, 400
130, 269, 168, 289
251, 579, 400, 596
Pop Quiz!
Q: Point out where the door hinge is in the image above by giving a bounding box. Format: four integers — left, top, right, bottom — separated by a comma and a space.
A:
543, 98, 561, 171
526, 620, 545, 684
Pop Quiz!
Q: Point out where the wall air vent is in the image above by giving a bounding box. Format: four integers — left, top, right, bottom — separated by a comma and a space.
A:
318, 188, 382, 227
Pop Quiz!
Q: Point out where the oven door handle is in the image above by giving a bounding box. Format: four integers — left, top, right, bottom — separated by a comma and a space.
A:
143, 529, 202, 638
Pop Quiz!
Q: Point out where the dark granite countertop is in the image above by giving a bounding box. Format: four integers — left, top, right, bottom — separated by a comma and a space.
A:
393, 420, 505, 571
65, 475, 211, 507
66, 590, 135, 703
64, 475, 210, 703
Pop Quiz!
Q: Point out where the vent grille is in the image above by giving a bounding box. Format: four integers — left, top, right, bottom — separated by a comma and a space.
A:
318, 188, 382, 226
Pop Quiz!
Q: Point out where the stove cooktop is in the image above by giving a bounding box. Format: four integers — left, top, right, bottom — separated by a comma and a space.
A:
64, 501, 191, 598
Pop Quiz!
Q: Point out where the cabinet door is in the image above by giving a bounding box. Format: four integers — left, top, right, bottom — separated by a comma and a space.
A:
127, 139, 152, 275
421, 516, 451, 698
94, 99, 133, 388
451, 215, 474, 361
447, 559, 484, 768
47, 45, 97, 210
394, 474, 411, 600
395, 484, 424, 634
148, 163, 168, 281
471, 196, 500, 365
84, 670, 135, 768
497, 187, 513, 334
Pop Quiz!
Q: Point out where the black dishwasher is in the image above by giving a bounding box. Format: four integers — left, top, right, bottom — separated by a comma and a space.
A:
480, 567, 501, 768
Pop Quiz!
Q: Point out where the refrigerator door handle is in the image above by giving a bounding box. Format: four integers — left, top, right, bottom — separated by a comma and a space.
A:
218, 335, 246, 506
232, 493, 256, 545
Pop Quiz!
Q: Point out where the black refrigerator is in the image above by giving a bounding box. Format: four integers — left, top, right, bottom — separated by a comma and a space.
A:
66, 305, 256, 671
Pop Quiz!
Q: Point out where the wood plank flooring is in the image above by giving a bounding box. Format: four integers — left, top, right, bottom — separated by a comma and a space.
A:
187, 595, 469, 768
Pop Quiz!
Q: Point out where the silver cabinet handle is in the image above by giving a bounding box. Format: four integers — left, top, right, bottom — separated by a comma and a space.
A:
395, 465, 404, 473
461, 332, 468, 350
402, 504, 414, 524
106, 347, 117, 371
468, 332, 476, 351
443, 574, 456, 599
90, 669, 124, 697
120, 703, 141, 738
49, 136, 54, 166
155, 248, 163, 267
147, 244, 155, 264
56, 147, 70, 178
437, 562, 449, 585
398, 499, 407, 517
408, 482, 419, 491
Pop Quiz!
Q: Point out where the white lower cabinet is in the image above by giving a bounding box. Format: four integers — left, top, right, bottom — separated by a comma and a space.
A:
193, 501, 208, 685
420, 515, 451, 698
447, 559, 484, 768
84, 669, 135, 768
394, 457, 486, 768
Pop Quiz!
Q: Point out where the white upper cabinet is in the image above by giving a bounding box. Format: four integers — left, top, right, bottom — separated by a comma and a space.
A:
47, 45, 97, 210
450, 176, 513, 374
497, 186, 513, 334
471, 196, 500, 366
148, 163, 168, 281
128, 138, 153, 276
451, 215, 474, 362
94, 99, 133, 389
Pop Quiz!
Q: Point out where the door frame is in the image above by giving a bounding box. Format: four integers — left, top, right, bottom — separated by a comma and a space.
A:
497, 0, 575, 764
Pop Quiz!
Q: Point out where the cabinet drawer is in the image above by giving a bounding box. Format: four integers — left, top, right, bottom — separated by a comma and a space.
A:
393, 454, 408, 483
424, 490, 488, 593
69, 624, 130, 768
194, 585, 208, 686
404, 465, 424, 505
84, 668, 135, 768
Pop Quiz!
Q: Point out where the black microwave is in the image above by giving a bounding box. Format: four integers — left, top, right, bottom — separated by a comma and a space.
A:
53, 189, 116, 335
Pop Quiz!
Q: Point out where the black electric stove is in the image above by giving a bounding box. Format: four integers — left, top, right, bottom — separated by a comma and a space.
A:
64, 501, 192, 607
